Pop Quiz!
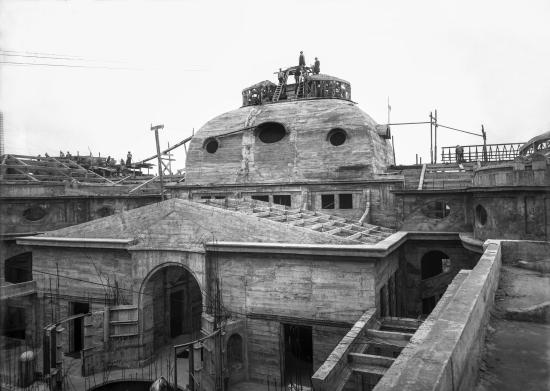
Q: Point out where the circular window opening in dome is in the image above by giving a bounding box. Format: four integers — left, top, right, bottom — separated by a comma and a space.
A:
328, 128, 347, 146
475, 204, 487, 226
23, 205, 47, 221
204, 138, 219, 154
422, 201, 450, 219
257, 122, 286, 143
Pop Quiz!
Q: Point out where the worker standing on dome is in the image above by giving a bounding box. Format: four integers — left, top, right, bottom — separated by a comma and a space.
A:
299, 51, 306, 67
313, 57, 320, 74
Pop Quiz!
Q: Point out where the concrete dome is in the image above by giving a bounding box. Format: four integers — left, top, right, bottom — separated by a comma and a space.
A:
185, 99, 393, 185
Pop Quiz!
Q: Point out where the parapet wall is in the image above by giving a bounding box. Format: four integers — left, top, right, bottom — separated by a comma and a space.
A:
374, 240, 502, 391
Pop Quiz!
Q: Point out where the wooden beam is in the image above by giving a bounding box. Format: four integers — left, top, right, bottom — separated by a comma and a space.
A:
348, 353, 395, 368
129, 175, 158, 193
418, 163, 427, 190
366, 329, 414, 343
12, 167, 39, 182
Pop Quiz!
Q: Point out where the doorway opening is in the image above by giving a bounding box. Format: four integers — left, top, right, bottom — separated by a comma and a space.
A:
70, 302, 90, 353
283, 324, 313, 387
141, 265, 202, 353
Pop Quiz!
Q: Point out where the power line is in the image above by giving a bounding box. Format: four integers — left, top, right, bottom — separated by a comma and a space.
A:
0, 60, 136, 71
437, 123, 483, 137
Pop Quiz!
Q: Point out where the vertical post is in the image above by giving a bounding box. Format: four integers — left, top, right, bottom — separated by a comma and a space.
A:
434, 110, 438, 164
189, 346, 195, 391
481, 124, 487, 162
174, 347, 178, 390
391, 135, 396, 166
151, 124, 165, 201
429, 112, 434, 164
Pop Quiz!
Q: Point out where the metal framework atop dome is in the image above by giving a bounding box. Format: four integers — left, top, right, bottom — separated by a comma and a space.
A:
242, 65, 352, 107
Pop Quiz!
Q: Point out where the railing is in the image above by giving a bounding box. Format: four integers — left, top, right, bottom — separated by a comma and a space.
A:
441, 142, 524, 163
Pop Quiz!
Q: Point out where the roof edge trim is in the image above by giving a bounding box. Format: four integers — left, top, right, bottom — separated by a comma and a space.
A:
16, 236, 136, 249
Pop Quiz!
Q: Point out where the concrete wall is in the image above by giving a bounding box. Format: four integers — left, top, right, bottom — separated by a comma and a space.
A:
374, 240, 502, 391
169, 180, 402, 228
0, 195, 158, 236
473, 192, 550, 241
210, 250, 385, 384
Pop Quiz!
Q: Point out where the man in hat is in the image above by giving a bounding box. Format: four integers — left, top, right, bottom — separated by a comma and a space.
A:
313, 57, 320, 74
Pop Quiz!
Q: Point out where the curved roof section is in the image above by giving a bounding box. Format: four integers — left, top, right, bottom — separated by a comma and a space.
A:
308, 73, 350, 84
184, 99, 394, 185
242, 80, 277, 92
519, 130, 550, 154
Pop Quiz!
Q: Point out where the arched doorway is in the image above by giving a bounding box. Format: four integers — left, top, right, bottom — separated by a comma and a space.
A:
420, 250, 450, 280
140, 264, 202, 353
4, 252, 32, 283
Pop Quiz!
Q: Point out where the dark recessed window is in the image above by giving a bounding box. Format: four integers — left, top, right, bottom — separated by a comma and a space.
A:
475, 204, 487, 226
257, 122, 286, 143
339, 194, 353, 209
328, 128, 347, 146
422, 201, 450, 219
422, 296, 437, 315
252, 195, 269, 202
200, 195, 212, 199
321, 194, 335, 209
204, 138, 219, 153
96, 206, 114, 218
421, 251, 449, 280
273, 194, 291, 207
22, 205, 47, 221
214, 196, 226, 200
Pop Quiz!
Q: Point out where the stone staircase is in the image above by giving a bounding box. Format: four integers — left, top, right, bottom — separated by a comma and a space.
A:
198, 197, 395, 244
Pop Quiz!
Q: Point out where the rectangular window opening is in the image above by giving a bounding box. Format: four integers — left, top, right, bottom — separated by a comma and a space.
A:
273, 194, 291, 207
251, 195, 269, 202
339, 194, 353, 209
321, 194, 335, 209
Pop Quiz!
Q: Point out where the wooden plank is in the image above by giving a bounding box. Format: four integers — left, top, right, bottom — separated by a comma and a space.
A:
348, 352, 395, 368
418, 163, 427, 190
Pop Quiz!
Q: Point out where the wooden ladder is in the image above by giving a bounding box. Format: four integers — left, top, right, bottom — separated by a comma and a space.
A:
272, 71, 288, 102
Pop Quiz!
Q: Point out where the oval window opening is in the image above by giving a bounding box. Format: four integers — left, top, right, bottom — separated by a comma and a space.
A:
257, 122, 286, 143
23, 206, 47, 221
329, 129, 347, 146
205, 139, 219, 154
422, 201, 450, 219
475, 204, 487, 226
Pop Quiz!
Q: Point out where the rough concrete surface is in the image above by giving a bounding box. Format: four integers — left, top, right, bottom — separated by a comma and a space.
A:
476, 262, 550, 390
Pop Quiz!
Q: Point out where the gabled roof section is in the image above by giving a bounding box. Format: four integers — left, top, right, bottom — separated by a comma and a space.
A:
28, 198, 369, 249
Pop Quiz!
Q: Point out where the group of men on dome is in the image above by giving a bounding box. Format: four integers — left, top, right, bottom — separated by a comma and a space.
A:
242, 52, 350, 106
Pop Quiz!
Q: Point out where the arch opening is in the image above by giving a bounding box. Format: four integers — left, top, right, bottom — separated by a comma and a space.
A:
256, 122, 286, 143
420, 250, 450, 280
4, 252, 33, 283
140, 265, 202, 353
227, 333, 244, 373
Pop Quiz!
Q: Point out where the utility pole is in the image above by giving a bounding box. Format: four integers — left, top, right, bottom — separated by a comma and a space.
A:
481, 125, 487, 162
429, 112, 434, 164
434, 110, 438, 164
151, 124, 165, 200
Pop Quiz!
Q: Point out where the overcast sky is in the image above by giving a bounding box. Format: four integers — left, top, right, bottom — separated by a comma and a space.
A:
1, 0, 549, 167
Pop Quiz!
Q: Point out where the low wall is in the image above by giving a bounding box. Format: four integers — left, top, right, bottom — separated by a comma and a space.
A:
374, 240, 502, 391
500, 240, 550, 264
